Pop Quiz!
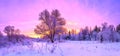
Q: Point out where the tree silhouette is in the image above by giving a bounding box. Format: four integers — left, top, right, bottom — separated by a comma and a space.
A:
34, 9, 66, 43
4, 25, 14, 41
4, 25, 21, 42
93, 25, 101, 33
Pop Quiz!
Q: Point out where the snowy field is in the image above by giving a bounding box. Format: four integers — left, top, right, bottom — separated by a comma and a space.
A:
0, 41, 120, 56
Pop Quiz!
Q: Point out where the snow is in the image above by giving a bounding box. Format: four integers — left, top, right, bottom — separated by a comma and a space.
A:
0, 41, 120, 56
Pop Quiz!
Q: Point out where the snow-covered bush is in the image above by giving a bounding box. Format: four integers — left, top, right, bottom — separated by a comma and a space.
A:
91, 31, 98, 41
97, 23, 120, 42
90, 26, 101, 41
78, 27, 91, 41
78, 32, 83, 40
116, 24, 120, 34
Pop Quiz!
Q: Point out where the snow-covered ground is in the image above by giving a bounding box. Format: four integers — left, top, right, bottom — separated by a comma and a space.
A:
0, 41, 120, 56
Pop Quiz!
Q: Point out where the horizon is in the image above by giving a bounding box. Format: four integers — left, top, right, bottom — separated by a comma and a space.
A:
0, 0, 120, 37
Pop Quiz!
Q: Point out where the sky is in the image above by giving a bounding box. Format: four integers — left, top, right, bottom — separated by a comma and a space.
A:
0, 0, 120, 37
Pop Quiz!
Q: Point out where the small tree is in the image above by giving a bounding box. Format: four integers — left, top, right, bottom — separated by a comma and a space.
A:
34, 9, 66, 43
82, 27, 90, 40
93, 25, 101, 33
91, 26, 100, 41
4, 25, 21, 42
101, 22, 108, 31
4, 25, 15, 41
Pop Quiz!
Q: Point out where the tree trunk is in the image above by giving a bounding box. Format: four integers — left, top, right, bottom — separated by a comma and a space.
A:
51, 38, 54, 43
50, 36, 54, 43
50, 31, 54, 43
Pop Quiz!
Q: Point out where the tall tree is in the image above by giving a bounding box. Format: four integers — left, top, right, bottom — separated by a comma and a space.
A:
34, 9, 66, 43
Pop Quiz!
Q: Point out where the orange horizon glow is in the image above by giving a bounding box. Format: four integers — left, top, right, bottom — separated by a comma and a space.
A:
0, 0, 119, 38
24, 27, 80, 38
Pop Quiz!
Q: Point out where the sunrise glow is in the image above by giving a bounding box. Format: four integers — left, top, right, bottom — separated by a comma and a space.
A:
0, 0, 120, 56
0, 0, 120, 37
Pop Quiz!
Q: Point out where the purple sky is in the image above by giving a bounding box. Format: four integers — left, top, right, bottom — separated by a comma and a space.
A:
0, 0, 120, 36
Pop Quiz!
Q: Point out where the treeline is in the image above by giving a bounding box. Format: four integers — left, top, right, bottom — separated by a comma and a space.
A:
0, 9, 120, 44
34, 9, 120, 43
60, 23, 120, 43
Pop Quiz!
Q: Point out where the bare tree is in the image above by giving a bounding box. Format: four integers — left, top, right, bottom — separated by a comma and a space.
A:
4, 25, 21, 42
14, 29, 20, 35
4, 25, 15, 41
34, 9, 66, 43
